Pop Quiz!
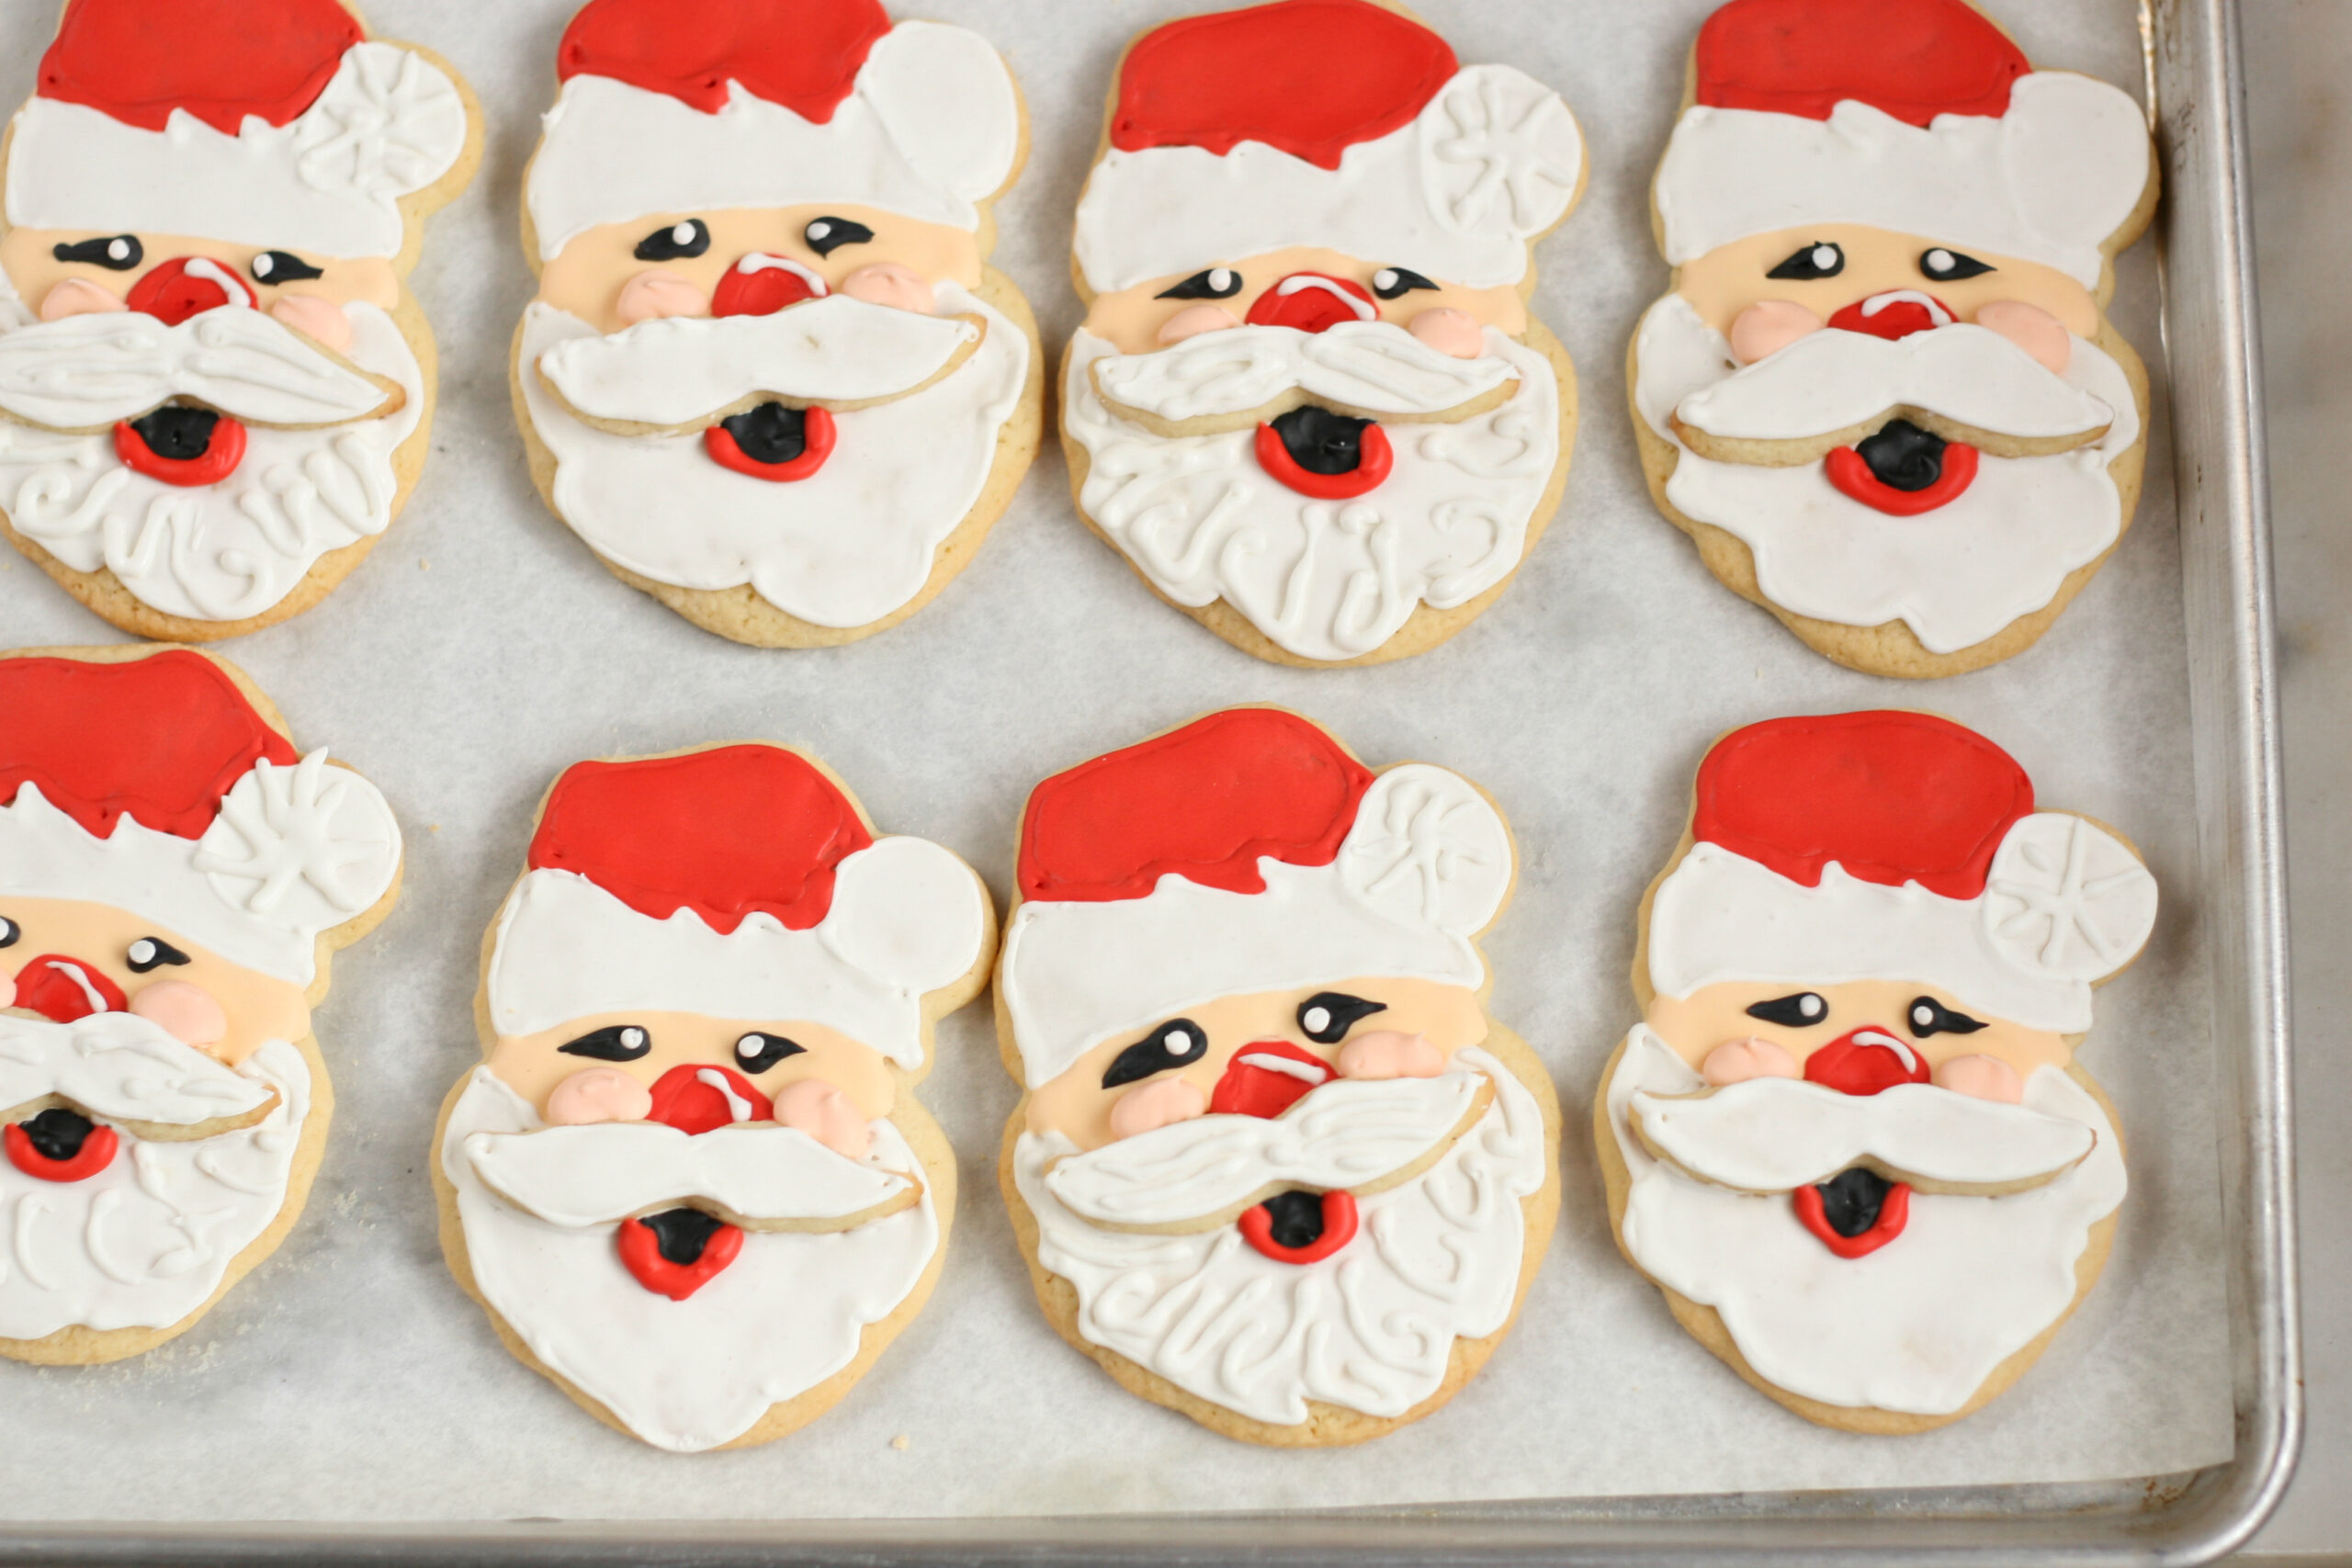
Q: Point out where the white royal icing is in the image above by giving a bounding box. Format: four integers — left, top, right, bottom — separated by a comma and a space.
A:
1013, 1045, 1546, 1427
0, 307, 395, 430
0, 1010, 276, 1126
463, 1118, 914, 1229
1607, 1026, 2124, 1416
1091, 320, 1515, 423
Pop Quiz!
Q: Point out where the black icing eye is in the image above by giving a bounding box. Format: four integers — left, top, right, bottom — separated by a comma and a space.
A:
803, 217, 875, 257
1370, 266, 1439, 301
634, 219, 711, 262
0, 916, 17, 949
1155, 266, 1243, 301
1919, 247, 1995, 282
560, 1024, 651, 1062
125, 937, 191, 974
1745, 991, 1830, 1028
1766, 242, 1845, 281
52, 234, 141, 271
250, 250, 324, 284
1906, 996, 1988, 1038
734, 1032, 806, 1073
1296, 991, 1386, 1044
1102, 1018, 1208, 1089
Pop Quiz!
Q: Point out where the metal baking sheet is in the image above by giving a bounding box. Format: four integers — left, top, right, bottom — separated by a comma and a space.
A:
0, 0, 2295, 1559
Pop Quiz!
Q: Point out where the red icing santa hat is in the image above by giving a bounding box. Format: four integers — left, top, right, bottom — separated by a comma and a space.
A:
525, 0, 1021, 263
1654, 0, 2152, 290
0, 650, 401, 984
1000, 709, 1513, 1090
1646, 712, 2158, 1032
1072, 0, 1583, 295
5, 0, 468, 261
484, 746, 986, 1069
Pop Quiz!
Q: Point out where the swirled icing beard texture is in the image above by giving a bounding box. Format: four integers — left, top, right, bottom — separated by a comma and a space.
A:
1607, 1027, 2124, 1416
0, 1039, 309, 1339
0, 301, 424, 622
1634, 294, 2139, 655
440, 1068, 940, 1453
515, 283, 1028, 630
1012, 1046, 1546, 1427
1062, 328, 1560, 662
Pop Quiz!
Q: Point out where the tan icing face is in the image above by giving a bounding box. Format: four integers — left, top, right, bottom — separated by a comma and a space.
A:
1645, 977, 2073, 1082
1025, 974, 1487, 1153
0, 228, 399, 315
1081, 244, 1528, 355
536, 202, 981, 335
489, 1010, 898, 1124
1674, 222, 2098, 341
0, 895, 309, 1066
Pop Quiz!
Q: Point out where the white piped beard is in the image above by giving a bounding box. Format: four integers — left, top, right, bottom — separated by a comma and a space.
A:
516, 283, 1029, 631
1606, 1026, 2127, 1416
440, 1067, 939, 1453
1012, 1046, 1548, 1428
1062, 326, 1561, 663
0, 282, 424, 624
0, 1038, 311, 1341
1633, 292, 2143, 656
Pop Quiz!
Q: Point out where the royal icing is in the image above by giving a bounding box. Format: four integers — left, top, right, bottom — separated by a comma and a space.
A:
0, 306, 395, 429
462, 1118, 915, 1228
0, 1010, 275, 1126
1091, 320, 1515, 424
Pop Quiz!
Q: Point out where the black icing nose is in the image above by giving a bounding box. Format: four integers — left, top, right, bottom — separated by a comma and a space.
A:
1854, 419, 1948, 492
1268, 405, 1373, 476
1257, 1190, 1329, 1250
718, 401, 811, 466
1813, 1168, 1897, 1238
127, 405, 225, 462
636, 1207, 728, 1266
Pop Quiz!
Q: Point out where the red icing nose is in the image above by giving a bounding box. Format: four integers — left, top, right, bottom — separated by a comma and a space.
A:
11, 955, 127, 1022
1827, 293, 1953, 342
1803, 1028, 1929, 1097
126, 257, 255, 326
644, 1063, 773, 1134
1246, 272, 1376, 334
1209, 1040, 1332, 1120
711, 256, 824, 318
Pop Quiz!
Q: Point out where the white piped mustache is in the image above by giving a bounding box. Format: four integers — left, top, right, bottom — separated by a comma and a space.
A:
0, 306, 402, 432
462, 1115, 921, 1233
535, 294, 984, 433
0, 1010, 276, 1137
1091, 318, 1517, 430
1631, 1073, 2096, 1196
1043, 1066, 1493, 1233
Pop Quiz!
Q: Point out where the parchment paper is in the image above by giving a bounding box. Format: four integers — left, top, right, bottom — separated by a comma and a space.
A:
0, 0, 2233, 1523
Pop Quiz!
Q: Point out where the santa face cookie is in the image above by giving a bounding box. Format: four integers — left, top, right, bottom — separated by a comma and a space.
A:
433, 743, 992, 1451
1597, 711, 2157, 1432
0, 0, 478, 639
997, 708, 1559, 1443
0, 646, 401, 1363
514, 0, 1043, 649
1631, 0, 2156, 677
1062, 0, 1586, 667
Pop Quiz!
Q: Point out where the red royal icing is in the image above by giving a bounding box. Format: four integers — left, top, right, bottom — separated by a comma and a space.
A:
39, 0, 362, 133
1254, 417, 1392, 500
1109, 0, 1458, 170
1826, 439, 1979, 515
1803, 1028, 1930, 1096
1018, 709, 1374, 904
1826, 296, 1951, 342
126, 257, 256, 327
0, 651, 298, 840
1238, 1189, 1358, 1264
1792, 1178, 1909, 1258
4, 1120, 119, 1184
704, 407, 836, 482
1691, 712, 2033, 899
1694, 0, 2029, 127
529, 746, 874, 935
645, 1063, 775, 1135
1208, 1040, 1329, 1120
115, 414, 248, 488
12, 955, 129, 1023
616, 1211, 743, 1300
558, 0, 891, 118
1244, 273, 1375, 335
711, 262, 820, 319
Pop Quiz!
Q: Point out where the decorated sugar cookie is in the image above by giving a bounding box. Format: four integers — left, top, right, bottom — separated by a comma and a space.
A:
0, 0, 478, 639
513, 0, 1043, 648
0, 646, 401, 1362
1596, 711, 2156, 1431
1631, 0, 2156, 676
433, 743, 992, 1451
1061, 0, 1586, 667
997, 708, 1558, 1443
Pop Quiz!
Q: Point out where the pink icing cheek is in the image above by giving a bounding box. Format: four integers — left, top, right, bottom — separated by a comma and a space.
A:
267, 294, 353, 354
127, 980, 226, 1049
39, 276, 127, 321
1932, 1053, 2025, 1104
1406, 306, 1486, 358
1973, 299, 2072, 374
1699, 1036, 1800, 1087
1727, 299, 1825, 366
1336, 1030, 1444, 1080
1156, 302, 1240, 345
1107, 1075, 1207, 1141
773, 1077, 872, 1160
615, 268, 710, 325
544, 1066, 653, 1126
838, 263, 936, 315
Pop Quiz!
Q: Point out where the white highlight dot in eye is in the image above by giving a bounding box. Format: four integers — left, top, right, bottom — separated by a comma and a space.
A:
1924, 248, 1954, 275
107, 238, 130, 262
1811, 245, 1838, 271
1303, 1007, 1331, 1033
1914, 1004, 1934, 1027
808, 221, 831, 242
1801, 994, 1823, 1019
1164, 1030, 1193, 1055
128, 940, 154, 964
1209, 268, 1234, 292
1373, 269, 1397, 292
621, 1028, 646, 1048
254, 254, 272, 277
673, 222, 696, 246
